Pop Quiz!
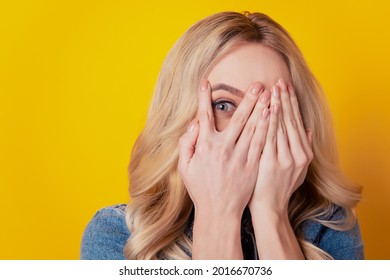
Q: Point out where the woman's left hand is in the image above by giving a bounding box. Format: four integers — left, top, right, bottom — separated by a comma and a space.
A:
248, 78, 313, 214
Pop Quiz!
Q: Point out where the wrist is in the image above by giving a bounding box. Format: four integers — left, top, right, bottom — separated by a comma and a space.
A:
193, 205, 243, 242
249, 202, 289, 222
249, 203, 304, 260
194, 203, 244, 221
192, 207, 243, 260
194, 206, 243, 227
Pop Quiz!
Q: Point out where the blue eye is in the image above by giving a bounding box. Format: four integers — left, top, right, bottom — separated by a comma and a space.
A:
212, 99, 236, 112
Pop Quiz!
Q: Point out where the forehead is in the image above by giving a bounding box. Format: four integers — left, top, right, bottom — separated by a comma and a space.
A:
207, 42, 291, 91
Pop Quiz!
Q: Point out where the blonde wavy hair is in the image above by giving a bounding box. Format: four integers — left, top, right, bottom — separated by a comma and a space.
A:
124, 11, 362, 260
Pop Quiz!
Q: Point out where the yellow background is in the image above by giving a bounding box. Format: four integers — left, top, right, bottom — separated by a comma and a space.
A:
1, 0, 389, 259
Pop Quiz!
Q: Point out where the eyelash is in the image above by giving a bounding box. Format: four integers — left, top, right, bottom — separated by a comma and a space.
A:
211, 98, 237, 112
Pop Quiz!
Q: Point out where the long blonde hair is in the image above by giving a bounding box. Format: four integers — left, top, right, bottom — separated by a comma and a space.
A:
123, 11, 362, 260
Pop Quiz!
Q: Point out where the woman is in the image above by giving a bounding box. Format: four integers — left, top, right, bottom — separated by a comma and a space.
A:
81, 11, 364, 260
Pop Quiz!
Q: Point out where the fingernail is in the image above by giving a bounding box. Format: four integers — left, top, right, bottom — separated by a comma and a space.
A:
272, 85, 280, 99
278, 79, 288, 93
250, 83, 261, 95
288, 84, 295, 96
260, 89, 271, 104
199, 79, 209, 92
187, 120, 197, 132
261, 108, 270, 119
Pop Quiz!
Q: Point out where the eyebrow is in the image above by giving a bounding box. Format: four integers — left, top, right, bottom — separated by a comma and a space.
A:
211, 83, 244, 98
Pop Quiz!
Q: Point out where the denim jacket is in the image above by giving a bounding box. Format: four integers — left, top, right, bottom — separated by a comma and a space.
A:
80, 203, 364, 260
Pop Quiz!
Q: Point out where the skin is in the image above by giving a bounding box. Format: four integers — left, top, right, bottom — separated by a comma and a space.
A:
178, 42, 313, 259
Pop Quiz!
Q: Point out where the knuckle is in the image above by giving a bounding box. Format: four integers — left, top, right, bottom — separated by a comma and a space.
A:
286, 159, 294, 169
252, 137, 265, 149
281, 157, 294, 169
280, 125, 286, 135
196, 142, 210, 155
289, 116, 297, 128
219, 145, 231, 161
232, 111, 247, 126
199, 110, 211, 122
268, 134, 277, 144
257, 121, 268, 133
259, 139, 266, 148
244, 123, 256, 136
295, 154, 308, 167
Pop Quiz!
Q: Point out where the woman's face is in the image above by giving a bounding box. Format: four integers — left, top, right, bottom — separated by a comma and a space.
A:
207, 42, 291, 131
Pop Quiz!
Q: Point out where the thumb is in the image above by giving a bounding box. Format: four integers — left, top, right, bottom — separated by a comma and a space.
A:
178, 119, 199, 173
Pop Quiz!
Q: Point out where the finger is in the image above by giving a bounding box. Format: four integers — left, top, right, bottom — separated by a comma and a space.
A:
197, 79, 214, 141
276, 115, 292, 163
223, 82, 262, 147
247, 107, 271, 165
288, 84, 312, 155
263, 85, 281, 156
278, 78, 306, 159
236, 88, 271, 161
178, 120, 199, 174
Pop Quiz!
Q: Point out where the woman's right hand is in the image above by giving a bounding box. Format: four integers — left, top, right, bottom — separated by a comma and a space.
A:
178, 79, 271, 218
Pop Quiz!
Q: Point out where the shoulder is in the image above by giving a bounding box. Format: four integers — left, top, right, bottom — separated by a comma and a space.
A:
80, 203, 130, 260
301, 205, 364, 260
